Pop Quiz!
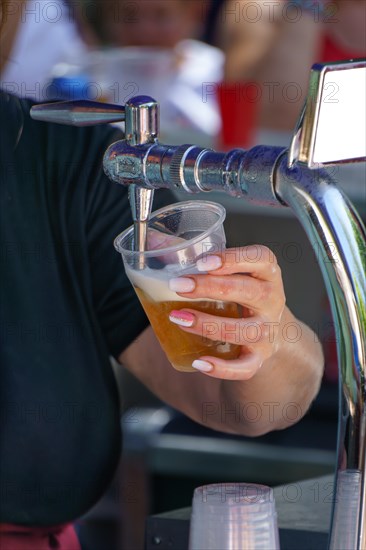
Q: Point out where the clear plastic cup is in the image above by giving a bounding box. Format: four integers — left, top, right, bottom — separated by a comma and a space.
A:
189, 483, 280, 550
114, 201, 242, 372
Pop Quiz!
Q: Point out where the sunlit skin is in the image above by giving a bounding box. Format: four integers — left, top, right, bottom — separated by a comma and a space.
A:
169, 247, 287, 378
1, 1, 324, 437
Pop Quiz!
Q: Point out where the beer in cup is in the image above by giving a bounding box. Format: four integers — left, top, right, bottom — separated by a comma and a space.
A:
114, 201, 241, 372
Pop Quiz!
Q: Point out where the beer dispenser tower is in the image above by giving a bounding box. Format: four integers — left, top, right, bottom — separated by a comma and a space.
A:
31, 59, 366, 549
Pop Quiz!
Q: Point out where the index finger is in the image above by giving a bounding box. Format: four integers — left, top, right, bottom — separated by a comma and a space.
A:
198, 245, 280, 282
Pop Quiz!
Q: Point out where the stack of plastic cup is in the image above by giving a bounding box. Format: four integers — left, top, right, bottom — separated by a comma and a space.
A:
189, 483, 280, 550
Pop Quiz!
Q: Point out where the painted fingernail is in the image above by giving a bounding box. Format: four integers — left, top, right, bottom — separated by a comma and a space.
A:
196, 255, 222, 272
169, 310, 195, 328
169, 277, 195, 293
192, 359, 214, 373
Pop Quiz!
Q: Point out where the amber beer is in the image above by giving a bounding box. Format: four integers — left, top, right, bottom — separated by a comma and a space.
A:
134, 286, 241, 372
116, 201, 236, 371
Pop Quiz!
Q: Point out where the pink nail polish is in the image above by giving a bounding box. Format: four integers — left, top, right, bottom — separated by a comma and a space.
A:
169, 310, 195, 328
196, 255, 222, 272
192, 360, 214, 372
169, 277, 196, 293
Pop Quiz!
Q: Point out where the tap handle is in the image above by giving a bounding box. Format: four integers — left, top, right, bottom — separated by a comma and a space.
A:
30, 96, 159, 265
30, 96, 160, 134
30, 100, 126, 126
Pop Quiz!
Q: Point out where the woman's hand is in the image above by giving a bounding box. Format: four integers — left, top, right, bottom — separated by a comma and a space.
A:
168, 245, 286, 379
122, 241, 323, 435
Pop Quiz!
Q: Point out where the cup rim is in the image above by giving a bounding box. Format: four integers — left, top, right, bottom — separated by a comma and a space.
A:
114, 200, 226, 258
192, 482, 274, 502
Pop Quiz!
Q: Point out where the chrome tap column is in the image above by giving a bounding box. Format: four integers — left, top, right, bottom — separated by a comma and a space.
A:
274, 154, 366, 550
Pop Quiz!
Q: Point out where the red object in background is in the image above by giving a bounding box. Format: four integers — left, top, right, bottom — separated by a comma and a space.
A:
320, 34, 366, 63
321, 299, 339, 385
0, 524, 80, 550
216, 82, 259, 150
323, 329, 339, 385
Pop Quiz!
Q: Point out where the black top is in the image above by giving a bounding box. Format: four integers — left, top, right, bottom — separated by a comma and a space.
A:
0, 93, 170, 525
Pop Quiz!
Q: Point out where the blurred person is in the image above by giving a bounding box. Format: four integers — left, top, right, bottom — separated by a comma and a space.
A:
256, 0, 366, 132
204, 0, 286, 148
70, 0, 225, 144
74, 0, 284, 147
0, 3, 325, 550
208, 0, 366, 133
0, 0, 223, 143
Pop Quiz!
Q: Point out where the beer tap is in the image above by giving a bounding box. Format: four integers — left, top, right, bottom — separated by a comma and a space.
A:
31, 95, 159, 268
30, 59, 366, 549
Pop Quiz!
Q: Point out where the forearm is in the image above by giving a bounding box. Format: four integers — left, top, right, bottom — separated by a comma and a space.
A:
219, 307, 324, 436
121, 308, 324, 438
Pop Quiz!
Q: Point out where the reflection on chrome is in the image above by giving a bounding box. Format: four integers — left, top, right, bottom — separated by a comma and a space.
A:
275, 153, 366, 550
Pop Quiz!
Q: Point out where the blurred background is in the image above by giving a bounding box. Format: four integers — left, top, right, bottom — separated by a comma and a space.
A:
1, 1, 365, 549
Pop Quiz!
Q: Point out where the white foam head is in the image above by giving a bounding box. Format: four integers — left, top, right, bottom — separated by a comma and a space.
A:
125, 265, 213, 302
